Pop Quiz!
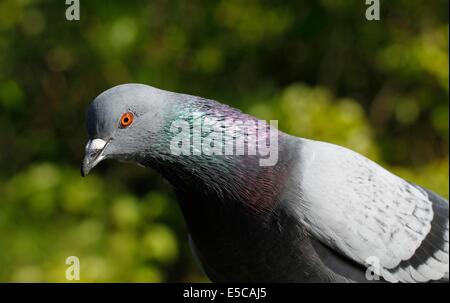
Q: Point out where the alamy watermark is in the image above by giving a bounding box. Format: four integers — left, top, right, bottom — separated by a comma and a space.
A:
169, 113, 279, 166
365, 0, 380, 21
64, 0, 380, 22
365, 256, 381, 281
65, 0, 80, 21
65, 256, 80, 281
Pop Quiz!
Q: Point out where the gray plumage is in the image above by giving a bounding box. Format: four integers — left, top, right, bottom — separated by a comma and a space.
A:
81, 83, 449, 283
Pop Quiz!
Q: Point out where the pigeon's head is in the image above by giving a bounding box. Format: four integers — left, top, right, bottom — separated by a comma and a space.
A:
81, 83, 174, 176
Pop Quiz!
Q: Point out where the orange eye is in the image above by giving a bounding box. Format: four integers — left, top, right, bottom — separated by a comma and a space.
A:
120, 112, 134, 128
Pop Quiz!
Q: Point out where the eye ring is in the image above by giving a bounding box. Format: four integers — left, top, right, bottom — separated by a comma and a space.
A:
120, 112, 134, 128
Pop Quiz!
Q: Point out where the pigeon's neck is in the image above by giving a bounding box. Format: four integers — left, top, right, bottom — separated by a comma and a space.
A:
145, 96, 297, 215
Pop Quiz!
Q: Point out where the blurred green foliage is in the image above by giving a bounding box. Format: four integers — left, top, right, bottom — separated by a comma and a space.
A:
0, 0, 448, 282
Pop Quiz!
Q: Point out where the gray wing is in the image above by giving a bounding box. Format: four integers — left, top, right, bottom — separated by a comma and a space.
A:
289, 139, 449, 282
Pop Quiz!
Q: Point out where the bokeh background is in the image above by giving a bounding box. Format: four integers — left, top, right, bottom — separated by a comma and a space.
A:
0, 0, 448, 282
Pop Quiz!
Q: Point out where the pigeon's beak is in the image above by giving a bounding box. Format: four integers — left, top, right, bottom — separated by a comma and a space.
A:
81, 138, 109, 177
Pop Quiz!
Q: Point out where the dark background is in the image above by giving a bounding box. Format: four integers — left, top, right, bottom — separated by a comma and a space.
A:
0, 0, 448, 282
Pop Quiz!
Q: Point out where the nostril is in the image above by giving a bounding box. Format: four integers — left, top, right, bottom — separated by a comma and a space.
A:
85, 138, 108, 158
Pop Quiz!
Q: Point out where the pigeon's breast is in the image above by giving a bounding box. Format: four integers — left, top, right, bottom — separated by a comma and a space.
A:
177, 188, 344, 282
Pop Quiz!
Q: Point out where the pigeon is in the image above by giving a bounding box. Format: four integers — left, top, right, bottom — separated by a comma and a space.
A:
81, 83, 449, 283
